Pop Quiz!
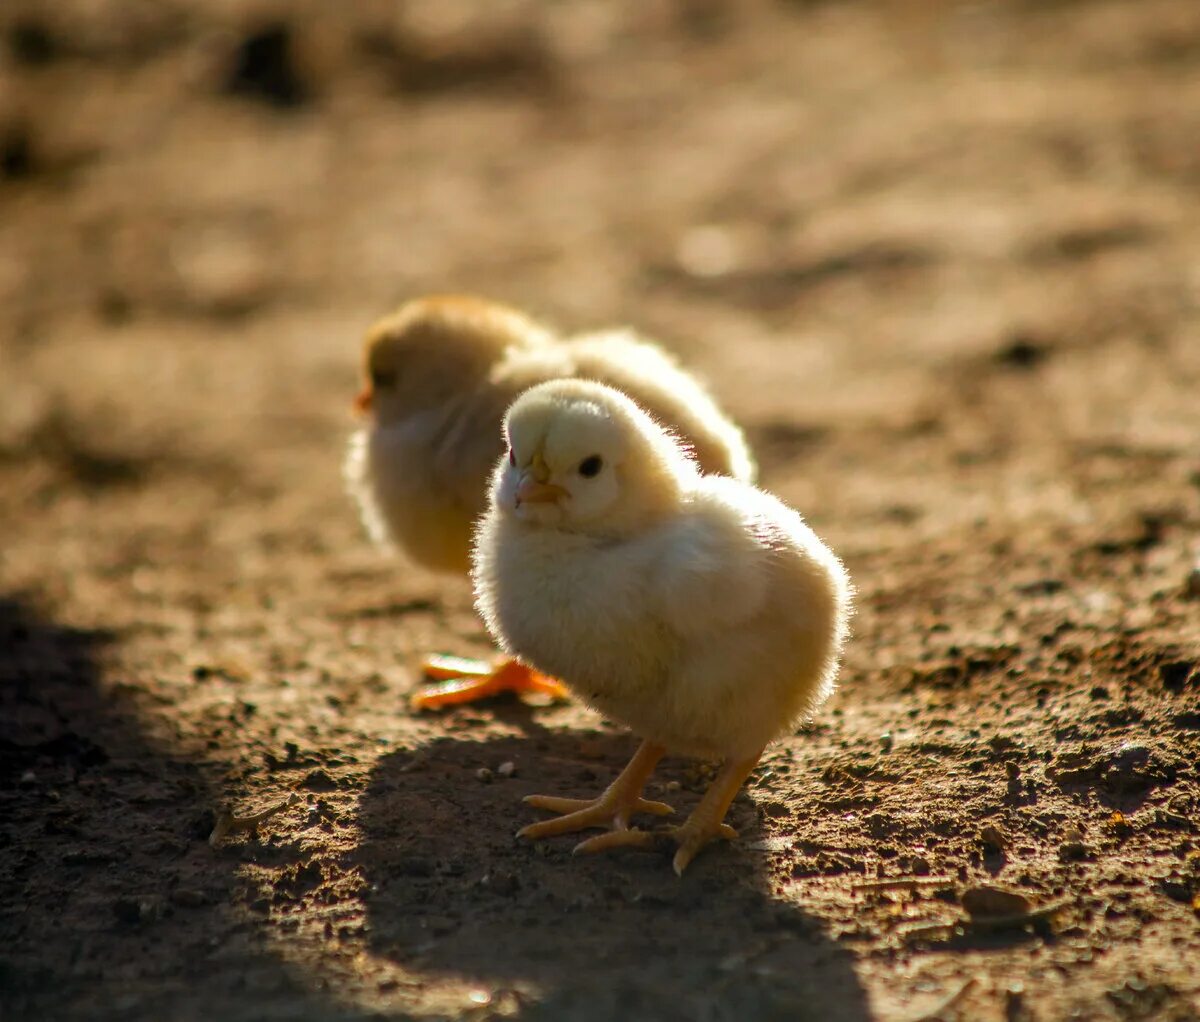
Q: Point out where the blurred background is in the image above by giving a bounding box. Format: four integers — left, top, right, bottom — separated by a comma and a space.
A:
4, 0, 1198, 462
2, 2, 1200, 1020
4, 0, 1199, 557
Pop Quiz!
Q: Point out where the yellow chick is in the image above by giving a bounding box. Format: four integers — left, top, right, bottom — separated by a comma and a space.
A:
344, 295, 757, 710
472, 380, 852, 874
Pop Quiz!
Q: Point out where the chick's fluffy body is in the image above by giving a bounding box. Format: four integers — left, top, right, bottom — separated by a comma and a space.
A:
345, 297, 755, 575
473, 381, 851, 761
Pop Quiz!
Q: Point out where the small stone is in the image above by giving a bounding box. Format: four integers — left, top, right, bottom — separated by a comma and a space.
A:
911, 856, 931, 876
18, 770, 36, 786
1107, 811, 1134, 838
664, 780, 682, 793
479, 871, 519, 895
475, 767, 494, 784
980, 825, 1008, 852
1059, 840, 1090, 862
962, 884, 1031, 918
1158, 878, 1193, 903
497, 761, 516, 778
300, 768, 338, 792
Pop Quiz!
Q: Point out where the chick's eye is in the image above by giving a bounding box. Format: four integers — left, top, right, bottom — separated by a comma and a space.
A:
370, 369, 396, 389
578, 455, 603, 478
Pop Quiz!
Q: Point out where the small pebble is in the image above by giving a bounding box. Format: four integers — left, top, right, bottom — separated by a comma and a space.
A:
980, 825, 1008, 852
497, 761, 516, 778
962, 884, 1031, 918
665, 780, 682, 793
1059, 840, 1090, 862
480, 871, 519, 895
475, 767, 494, 783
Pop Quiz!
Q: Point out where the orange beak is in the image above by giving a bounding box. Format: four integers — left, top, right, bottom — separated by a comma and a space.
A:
353, 385, 373, 415
515, 476, 567, 507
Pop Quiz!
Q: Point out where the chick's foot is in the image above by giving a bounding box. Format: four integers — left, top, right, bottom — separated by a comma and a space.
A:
574, 751, 763, 875
519, 740, 672, 840
573, 819, 737, 875
411, 655, 569, 710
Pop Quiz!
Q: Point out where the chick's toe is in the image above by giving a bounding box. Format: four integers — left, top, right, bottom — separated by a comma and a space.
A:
573, 820, 738, 875
518, 740, 672, 839
574, 752, 758, 875
410, 656, 568, 710
519, 793, 674, 840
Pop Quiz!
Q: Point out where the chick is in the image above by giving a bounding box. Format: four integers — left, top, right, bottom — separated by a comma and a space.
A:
344, 295, 757, 710
472, 380, 852, 874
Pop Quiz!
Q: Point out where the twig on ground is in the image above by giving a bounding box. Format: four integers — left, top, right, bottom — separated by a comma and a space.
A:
898, 918, 961, 942
853, 875, 955, 894
209, 793, 302, 847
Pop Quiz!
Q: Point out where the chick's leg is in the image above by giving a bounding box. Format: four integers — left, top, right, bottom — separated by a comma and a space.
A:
519, 740, 673, 840
576, 750, 763, 876
411, 655, 569, 710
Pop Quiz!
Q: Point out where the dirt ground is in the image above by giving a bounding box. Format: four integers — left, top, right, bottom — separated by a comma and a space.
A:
2, 1, 1199, 1019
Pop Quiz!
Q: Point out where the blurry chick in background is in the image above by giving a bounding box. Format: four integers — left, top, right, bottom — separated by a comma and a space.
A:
344, 295, 756, 710
473, 380, 852, 874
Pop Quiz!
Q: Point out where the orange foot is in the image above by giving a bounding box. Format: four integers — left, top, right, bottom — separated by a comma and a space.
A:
410, 655, 569, 711
573, 750, 763, 875
574, 818, 737, 877
519, 740, 673, 840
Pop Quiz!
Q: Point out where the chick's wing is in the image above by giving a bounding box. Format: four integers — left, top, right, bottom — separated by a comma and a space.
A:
652, 478, 776, 639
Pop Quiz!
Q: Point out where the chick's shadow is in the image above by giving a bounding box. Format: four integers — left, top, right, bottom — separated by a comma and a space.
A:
356, 732, 872, 1022
0, 596, 377, 1022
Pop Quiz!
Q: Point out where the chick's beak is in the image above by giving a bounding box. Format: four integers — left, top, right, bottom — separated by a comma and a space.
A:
515, 474, 567, 508
353, 385, 373, 415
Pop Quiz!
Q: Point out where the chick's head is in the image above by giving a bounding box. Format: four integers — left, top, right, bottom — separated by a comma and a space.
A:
496, 380, 695, 536
355, 295, 552, 423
